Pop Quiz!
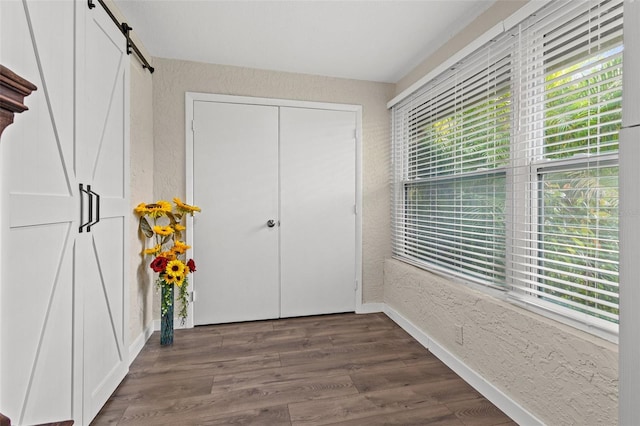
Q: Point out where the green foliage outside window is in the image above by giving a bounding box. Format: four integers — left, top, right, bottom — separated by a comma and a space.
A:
404, 68, 511, 284
403, 47, 621, 323
539, 49, 622, 322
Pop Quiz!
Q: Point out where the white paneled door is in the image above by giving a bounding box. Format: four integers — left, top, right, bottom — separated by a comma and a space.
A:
280, 107, 356, 317
0, 2, 129, 425
191, 98, 357, 325
193, 102, 281, 325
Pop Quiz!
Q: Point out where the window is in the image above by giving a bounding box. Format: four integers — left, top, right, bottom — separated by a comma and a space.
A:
391, 0, 623, 334
392, 32, 512, 287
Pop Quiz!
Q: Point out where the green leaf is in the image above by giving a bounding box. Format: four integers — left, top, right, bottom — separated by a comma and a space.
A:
139, 217, 153, 238
166, 212, 177, 225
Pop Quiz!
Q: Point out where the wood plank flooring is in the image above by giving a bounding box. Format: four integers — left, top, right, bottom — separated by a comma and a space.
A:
91, 313, 515, 426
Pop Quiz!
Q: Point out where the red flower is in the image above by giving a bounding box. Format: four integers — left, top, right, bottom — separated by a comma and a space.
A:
150, 256, 169, 273
187, 259, 196, 273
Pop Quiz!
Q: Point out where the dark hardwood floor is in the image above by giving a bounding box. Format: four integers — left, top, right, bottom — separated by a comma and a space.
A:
91, 313, 515, 425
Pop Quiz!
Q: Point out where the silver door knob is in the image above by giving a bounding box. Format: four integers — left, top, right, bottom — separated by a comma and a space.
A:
267, 220, 276, 228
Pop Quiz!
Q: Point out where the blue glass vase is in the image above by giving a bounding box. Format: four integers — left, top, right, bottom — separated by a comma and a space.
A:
160, 284, 174, 346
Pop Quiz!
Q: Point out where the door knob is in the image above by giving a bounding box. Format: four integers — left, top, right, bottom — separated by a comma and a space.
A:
267, 220, 276, 228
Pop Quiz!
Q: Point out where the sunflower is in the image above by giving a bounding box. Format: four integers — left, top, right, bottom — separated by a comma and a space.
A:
174, 224, 186, 232
143, 244, 162, 256
173, 197, 201, 215
134, 202, 150, 215
165, 259, 186, 277
164, 273, 178, 285
135, 200, 172, 218
159, 250, 176, 261
153, 225, 174, 236
171, 240, 191, 254
175, 274, 185, 287
144, 200, 173, 218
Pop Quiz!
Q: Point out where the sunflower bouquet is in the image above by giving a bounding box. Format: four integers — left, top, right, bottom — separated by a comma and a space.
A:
135, 198, 201, 325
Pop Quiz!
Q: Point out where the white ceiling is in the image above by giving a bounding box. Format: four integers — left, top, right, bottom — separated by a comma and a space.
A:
113, 0, 495, 83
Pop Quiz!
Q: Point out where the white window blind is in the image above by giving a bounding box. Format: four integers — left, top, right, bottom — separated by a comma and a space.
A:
508, 0, 622, 326
391, 0, 623, 332
392, 30, 514, 286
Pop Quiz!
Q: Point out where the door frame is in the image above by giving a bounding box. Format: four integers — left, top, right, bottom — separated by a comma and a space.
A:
185, 92, 363, 328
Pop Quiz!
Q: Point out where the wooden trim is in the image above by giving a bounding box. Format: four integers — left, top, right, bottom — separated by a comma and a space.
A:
0, 412, 10, 426
0, 64, 37, 138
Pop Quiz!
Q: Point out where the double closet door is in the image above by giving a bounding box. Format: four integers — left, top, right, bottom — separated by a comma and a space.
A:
191, 99, 358, 325
0, 1, 129, 425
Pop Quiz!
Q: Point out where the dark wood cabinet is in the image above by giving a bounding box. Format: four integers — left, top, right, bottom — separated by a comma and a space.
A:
0, 65, 36, 138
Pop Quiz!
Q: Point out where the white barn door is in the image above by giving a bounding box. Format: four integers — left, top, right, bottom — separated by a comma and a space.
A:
0, 1, 78, 424
78, 4, 130, 423
0, 2, 129, 425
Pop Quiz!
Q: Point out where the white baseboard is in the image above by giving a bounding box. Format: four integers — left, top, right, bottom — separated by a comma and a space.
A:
356, 302, 385, 314
383, 304, 544, 426
129, 321, 154, 365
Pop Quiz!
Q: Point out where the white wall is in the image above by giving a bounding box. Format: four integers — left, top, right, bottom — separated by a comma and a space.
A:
152, 58, 394, 312
394, 0, 528, 97
384, 1, 620, 424
105, 0, 156, 353
128, 58, 154, 346
618, 0, 640, 422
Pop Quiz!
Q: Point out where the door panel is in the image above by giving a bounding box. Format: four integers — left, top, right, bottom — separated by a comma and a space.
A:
83, 5, 127, 198
0, 0, 77, 423
193, 101, 280, 325
80, 5, 129, 424
280, 108, 356, 317
3, 0, 76, 198
2, 224, 74, 426
79, 217, 126, 421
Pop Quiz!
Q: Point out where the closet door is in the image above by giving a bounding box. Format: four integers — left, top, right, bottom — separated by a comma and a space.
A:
193, 101, 280, 325
190, 99, 357, 323
77, 4, 130, 423
280, 107, 357, 317
0, 1, 78, 424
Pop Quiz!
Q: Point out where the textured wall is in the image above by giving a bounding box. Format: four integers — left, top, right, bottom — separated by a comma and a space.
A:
394, 0, 528, 96
384, 259, 618, 424
386, 1, 619, 423
129, 59, 155, 342
152, 58, 394, 305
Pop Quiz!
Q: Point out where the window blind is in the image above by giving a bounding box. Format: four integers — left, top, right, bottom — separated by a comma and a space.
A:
391, 0, 623, 331
508, 0, 622, 325
392, 30, 515, 286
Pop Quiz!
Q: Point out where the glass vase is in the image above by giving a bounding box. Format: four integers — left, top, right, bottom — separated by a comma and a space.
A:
160, 284, 174, 346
